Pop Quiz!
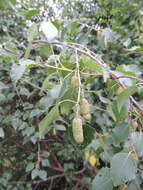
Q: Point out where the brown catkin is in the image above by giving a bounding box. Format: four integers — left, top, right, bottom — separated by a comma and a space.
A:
72, 116, 84, 144
84, 113, 92, 120
80, 98, 90, 115
70, 75, 79, 88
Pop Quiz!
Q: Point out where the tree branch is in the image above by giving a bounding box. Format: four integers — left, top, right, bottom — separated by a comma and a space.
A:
33, 40, 107, 68
31, 40, 143, 112
116, 75, 143, 83
8, 173, 65, 185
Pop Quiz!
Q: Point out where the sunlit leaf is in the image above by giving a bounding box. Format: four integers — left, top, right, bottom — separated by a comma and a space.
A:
24, 10, 40, 19
10, 59, 36, 82
92, 167, 113, 190
117, 85, 138, 112
83, 59, 103, 73
27, 23, 38, 42
26, 162, 34, 172
110, 153, 137, 186
39, 105, 60, 138
0, 82, 9, 90
0, 128, 4, 138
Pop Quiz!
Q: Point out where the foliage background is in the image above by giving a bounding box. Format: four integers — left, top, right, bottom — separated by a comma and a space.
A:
0, 0, 143, 189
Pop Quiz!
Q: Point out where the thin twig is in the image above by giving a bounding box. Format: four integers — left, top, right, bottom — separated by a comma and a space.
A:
75, 167, 86, 175
39, 62, 100, 77
38, 63, 74, 72
8, 173, 65, 185
47, 165, 63, 172
50, 152, 63, 170
22, 79, 48, 93
117, 75, 143, 83
59, 99, 77, 105
94, 105, 108, 112
75, 49, 81, 115
0, 66, 10, 72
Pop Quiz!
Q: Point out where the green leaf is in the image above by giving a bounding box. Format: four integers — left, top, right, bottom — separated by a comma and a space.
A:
10, 0, 16, 4
20, 87, 30, 97
129, 132, 143, 157
68, 22, 79, 35
39, 44, 53, 56
39, 105, 59, 138
112, 122, 129, 144
125, 181, 139, 190
0, 82, 9, 90
23, 127, 35, 137
50, 84, 63, 99
29, 109, 42, 118
31, 169, 39, 180
38, 170, 47, 180
26, 162, 34, 172
41, 74, 62, 91
27, 23, 38, 42
98, 94, 111, 104
41, 76, 51, 90
55, 124, 66, 131
110, 153, 137, 186
10, 59, 36, 82
24, 43, 33, 59
42, 151, 50, 158
10, 63, 25, 82
39, 96, 54, 109
103, 69, 109, 82
92, 167, 113, 190
116, 65, 141, 76
41, 159, 50, 167
107, 104, 116, 121
83, 59, 103, 73
117, 85, 138, 112
60, 88, 77, 115
20, 59, 36, 67
24, 10, 40, 20
0, 128, 4, 138
107, 101, 129, 122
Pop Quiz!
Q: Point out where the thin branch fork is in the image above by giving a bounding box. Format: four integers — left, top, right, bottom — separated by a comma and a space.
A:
1, 40, 143, 111
33, 40, 143, 112
33, 40, 143, 84
33, 40, 107, 68
8, 166, 86, 185
110, 72, 143, 111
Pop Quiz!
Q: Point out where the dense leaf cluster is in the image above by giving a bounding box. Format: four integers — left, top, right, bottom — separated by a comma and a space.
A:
0, 0, 143, 190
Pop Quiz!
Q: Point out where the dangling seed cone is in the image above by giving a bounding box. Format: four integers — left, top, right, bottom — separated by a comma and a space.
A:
84, 113, 92, 120
72, 116, 84, 144
70, 75, 79, 88
80, 98, 90, 115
